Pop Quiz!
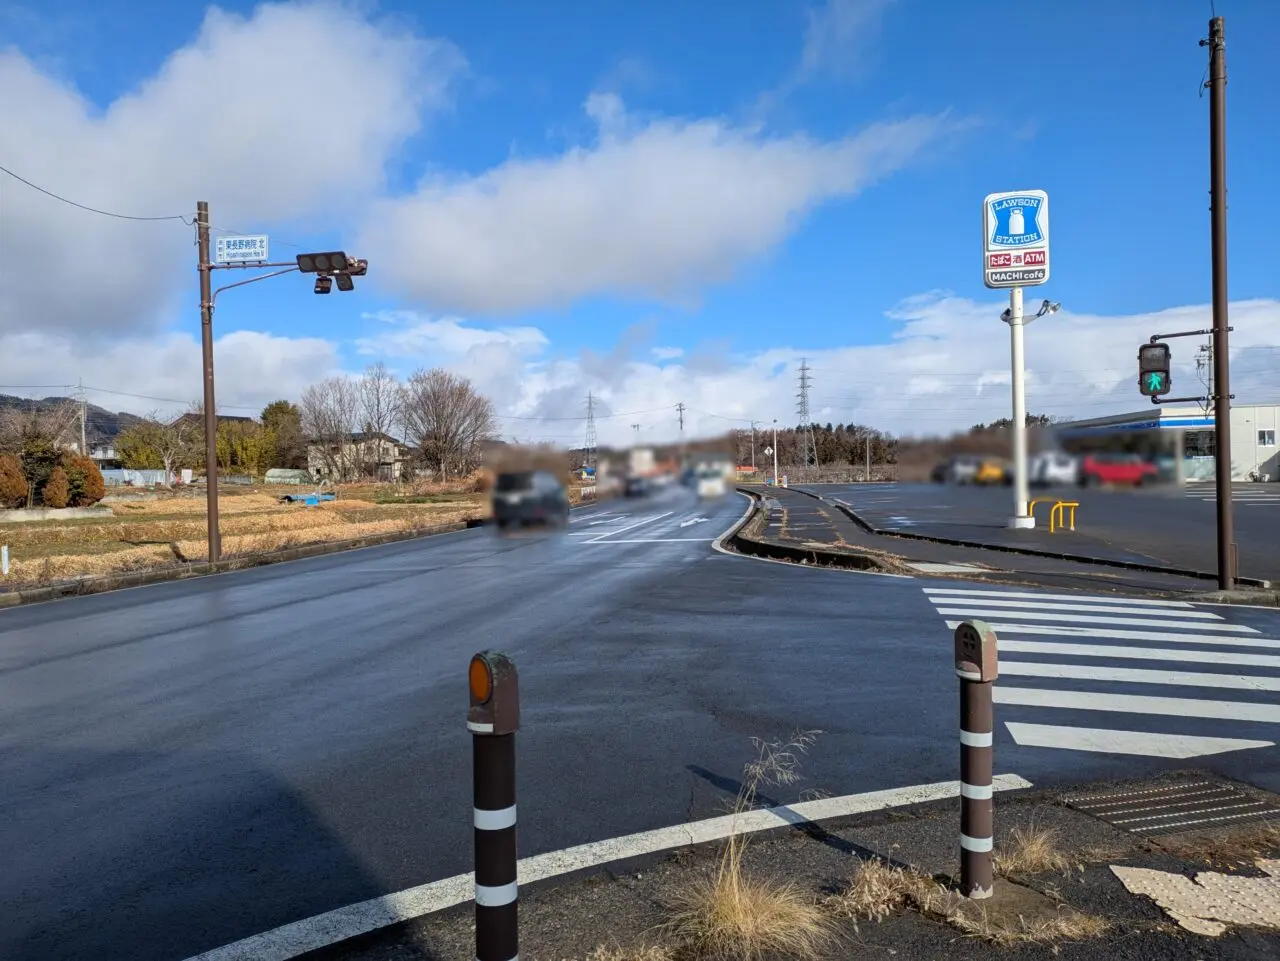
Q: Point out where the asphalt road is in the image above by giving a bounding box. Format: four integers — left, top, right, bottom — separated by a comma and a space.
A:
816, 481, 1280, 583
4, 487, 1280, 961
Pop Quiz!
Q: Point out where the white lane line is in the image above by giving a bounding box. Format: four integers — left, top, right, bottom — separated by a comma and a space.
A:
582, 537, 716, 543
180, 774, 1033, 961
993, 687, 1280, 723
999, 660, 1280, 692
934, 609, 1258, 633
924, 588, 1194, 607
569, 511, 616, 525
998, 640, 1280, 669
584, 512, 674, 543
944, 620, 1280, 650
928, 599, 1220, 619
1004, 723, 1274, 758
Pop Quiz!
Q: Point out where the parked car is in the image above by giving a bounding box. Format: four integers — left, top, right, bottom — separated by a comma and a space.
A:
491, 470, 570, 528
934, 455, 981, 484
974, 458, 1008, 485
1078, 453, 1158, 487
624, 475, 650, 498
1030, 452, 1080, 487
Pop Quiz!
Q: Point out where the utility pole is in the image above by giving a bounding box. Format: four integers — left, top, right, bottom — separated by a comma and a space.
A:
1203, 14, 1235, 590
865, 432, 871, 483
196, 201, 221, 563
676, 402, 686, 466
750, 420, 757, 472
772, 419, 779, 486
77, 378, 87, 456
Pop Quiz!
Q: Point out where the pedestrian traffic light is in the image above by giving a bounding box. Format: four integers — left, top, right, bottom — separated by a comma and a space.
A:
1138, 342, 1171, 397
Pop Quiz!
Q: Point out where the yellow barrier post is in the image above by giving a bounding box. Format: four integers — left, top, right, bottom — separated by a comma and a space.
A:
1049, 501, 1078, 533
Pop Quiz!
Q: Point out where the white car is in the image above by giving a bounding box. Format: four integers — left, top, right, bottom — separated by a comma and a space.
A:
695, 468, 727, 499
1030, 452, 1079, 487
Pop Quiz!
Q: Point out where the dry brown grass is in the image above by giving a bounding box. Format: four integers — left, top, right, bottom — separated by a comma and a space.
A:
575, 946, 672, 961
825, 858, 1108, 946
659, 731, 840, 960
2, 501, 480, 583
1159, 819, 1280, 867
995, 823, 1077, 877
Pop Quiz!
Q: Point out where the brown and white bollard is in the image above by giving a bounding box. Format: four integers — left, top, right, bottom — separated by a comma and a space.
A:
954, 620, 998, 899
469, 651, 520, 961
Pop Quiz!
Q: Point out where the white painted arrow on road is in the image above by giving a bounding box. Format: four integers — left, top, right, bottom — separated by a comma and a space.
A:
679, 517, 708, 527
1005, 722, 1274, 759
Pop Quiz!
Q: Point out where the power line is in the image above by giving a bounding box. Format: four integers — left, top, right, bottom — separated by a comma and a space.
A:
0, 162, 190, 223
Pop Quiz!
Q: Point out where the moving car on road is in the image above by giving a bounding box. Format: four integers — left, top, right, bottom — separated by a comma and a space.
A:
1030, 451, 1080, 487
695, 465, 727, 499
491, 470, 570, 528
624, 475, 650, 498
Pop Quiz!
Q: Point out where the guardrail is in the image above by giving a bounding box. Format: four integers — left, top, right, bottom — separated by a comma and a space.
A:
1028, 498, 1077, 533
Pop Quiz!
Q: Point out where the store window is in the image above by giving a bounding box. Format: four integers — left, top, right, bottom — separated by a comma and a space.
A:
1260, 429, 1277, 447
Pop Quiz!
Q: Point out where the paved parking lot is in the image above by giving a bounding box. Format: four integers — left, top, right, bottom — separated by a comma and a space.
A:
809, 481, 1280, 584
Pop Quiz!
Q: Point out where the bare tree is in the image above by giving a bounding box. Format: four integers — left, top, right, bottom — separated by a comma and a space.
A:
115, 411, 197, 484
300, 377, 359, 480
400, 368, 496, 479
355, 361, 403, 479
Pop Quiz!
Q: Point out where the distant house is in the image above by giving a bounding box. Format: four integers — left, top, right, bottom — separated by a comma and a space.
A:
307, 431, 411, 482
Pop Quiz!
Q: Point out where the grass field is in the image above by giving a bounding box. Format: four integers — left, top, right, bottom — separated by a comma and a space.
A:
0, 483, 492, 586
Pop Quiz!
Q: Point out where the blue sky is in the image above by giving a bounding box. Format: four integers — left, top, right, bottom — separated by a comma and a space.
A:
1, 0, 1278, 443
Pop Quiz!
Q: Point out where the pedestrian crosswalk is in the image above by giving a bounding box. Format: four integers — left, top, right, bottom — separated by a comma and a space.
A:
1185, 483, 1280, 505
923, 586, 1280, 759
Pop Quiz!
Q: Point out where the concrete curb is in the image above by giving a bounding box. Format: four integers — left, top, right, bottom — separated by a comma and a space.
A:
782, 486, 1274, 591
726, 488, 896, 574
0, 518, 486, 609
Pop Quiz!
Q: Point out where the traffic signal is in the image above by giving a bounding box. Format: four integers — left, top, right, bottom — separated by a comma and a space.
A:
296, 251, 350, 273
1138, 342, 1171, 397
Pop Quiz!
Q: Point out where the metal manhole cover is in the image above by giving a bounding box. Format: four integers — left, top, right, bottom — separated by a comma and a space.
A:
1062, 780, 1280, 838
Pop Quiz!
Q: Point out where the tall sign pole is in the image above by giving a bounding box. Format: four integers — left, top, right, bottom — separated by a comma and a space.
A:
1204, 16, 1235, 590
983, 190, 1051, 530
196, 201, 222, 563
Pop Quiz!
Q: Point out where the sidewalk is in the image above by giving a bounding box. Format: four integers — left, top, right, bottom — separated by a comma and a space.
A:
332, 768, 1280, 960
734, 485, 1229, 597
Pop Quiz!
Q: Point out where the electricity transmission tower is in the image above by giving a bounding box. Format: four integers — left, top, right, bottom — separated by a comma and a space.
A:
584, 391, 598, 470
796, 359, 818, 468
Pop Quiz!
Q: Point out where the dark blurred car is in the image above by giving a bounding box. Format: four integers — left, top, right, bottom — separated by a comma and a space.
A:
624, 475, 650, 497
491, 470, 569, 528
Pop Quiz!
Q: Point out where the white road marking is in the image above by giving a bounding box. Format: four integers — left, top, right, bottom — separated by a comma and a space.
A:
931, 598, 1219, 619
679, 517, 709, 528
180, 774, 1033, 961
999, 660, 1280, 692
993, 687, 1280, 723
943, 620, 1280, 649
584, 512, 673, 543
933, 608, 1258, 633
1005, 723, 1274, 758
998, 639, 1280, 669
582, 537, 716, 543
924, 587, 1194, 608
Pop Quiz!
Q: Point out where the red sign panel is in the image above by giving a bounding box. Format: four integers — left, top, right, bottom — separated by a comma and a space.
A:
1022, 250, 1047, 266
988, 253, 1012, 268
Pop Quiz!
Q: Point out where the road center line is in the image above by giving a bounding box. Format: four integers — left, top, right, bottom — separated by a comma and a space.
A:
180, 774, 1033, 961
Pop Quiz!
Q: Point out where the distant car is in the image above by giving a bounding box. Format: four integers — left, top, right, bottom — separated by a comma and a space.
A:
1079, 453, 1158, 488
936, 455, 981, 485
491, 470, 570, 528
974, 458, 1008, 486
1030, 452, 1079, 487
624, 475, 650, 497
695, 466, 727, 499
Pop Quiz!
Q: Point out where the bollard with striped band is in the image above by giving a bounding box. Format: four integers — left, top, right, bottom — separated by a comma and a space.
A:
469, 651, 520, 961
954, 620, 998, 899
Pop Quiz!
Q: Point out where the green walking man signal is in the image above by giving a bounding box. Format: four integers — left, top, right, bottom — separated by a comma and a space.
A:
1138, 343, 1172, 397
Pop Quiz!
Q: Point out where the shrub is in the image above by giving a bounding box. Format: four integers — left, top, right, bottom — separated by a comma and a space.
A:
0, 454, 28, 508
60, 452, 107, 506
42, 467, 70, 508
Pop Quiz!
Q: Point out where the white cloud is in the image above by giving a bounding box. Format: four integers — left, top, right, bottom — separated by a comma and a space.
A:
0, 328, 340, 419
796, 0, 896, 83
0, 0, 464, 339
358, 93, 955, 315
652, 346, 685, 360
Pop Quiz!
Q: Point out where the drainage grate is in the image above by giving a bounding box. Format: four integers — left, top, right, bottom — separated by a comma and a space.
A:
1062, 779, 1280, 838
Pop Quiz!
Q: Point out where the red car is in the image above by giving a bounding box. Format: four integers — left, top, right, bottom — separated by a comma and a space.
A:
1079, 453, 1158, 487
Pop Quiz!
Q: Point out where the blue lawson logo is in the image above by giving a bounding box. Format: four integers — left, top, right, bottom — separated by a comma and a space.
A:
988, 195, 1044, 248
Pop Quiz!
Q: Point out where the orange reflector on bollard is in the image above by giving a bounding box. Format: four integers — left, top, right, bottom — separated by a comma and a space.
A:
470, 656, 493, 704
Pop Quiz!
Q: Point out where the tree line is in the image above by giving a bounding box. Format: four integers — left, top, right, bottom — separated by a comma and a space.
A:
112, 362, 497, 483
733, 423, 898, 468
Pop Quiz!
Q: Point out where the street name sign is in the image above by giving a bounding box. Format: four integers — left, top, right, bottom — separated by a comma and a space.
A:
215, 234, 270, 265
983, 190, 1049, 289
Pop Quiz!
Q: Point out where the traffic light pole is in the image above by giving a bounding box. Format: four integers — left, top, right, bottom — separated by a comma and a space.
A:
1006, 287, 1033, 530
1205, 15, 1235, 591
